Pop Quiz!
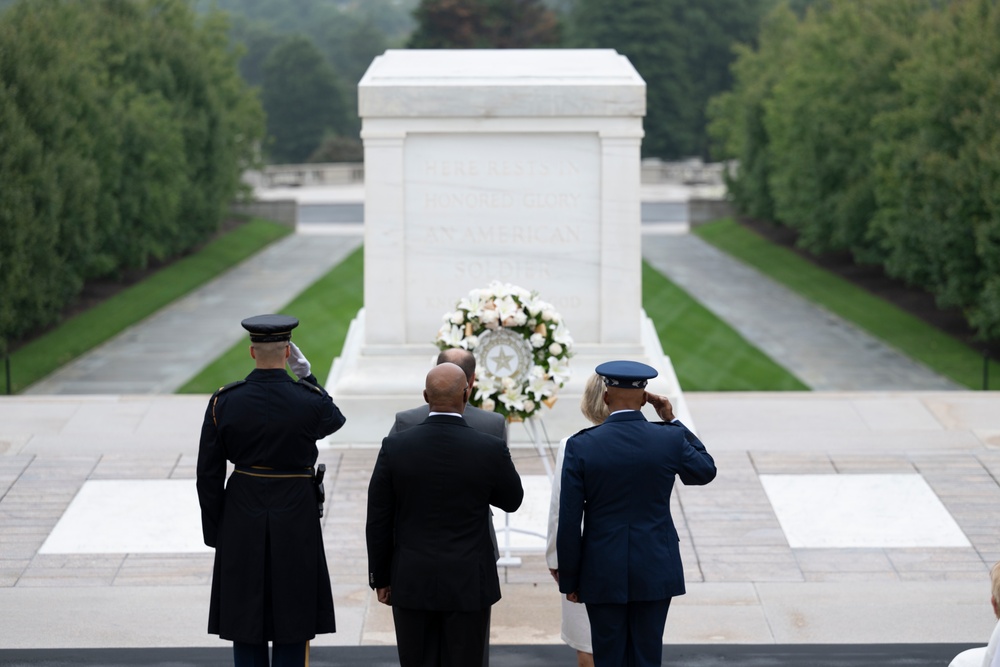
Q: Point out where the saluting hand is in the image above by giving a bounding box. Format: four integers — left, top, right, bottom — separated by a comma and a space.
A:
288, 341, 312, 379
644, 392, 675, 422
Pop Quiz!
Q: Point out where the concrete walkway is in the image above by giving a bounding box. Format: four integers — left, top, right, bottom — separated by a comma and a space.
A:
25, 230, 362, 395
643, 232, 962, 391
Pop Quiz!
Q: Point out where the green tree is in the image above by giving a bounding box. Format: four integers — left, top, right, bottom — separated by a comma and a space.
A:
0, 0, 108, 344
872, 0, 1000, 340
408, 0, 561, 48
762, 0, 930, 261
570, 0, 766, 159
0, 0, 263, 350
707, 3, 800, 220
261, 35, 349, 163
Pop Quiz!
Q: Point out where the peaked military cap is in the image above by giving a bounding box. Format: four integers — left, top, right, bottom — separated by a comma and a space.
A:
241, 314, 298, 343
596, 360, 658, 389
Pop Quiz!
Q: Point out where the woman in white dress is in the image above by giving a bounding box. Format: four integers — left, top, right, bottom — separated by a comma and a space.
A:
545, 373, 609, 667
950, 561, 1000, 667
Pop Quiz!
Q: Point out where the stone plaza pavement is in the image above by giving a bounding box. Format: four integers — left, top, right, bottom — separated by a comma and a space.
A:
1, 391, 1000, 651
2, 225, 999, 653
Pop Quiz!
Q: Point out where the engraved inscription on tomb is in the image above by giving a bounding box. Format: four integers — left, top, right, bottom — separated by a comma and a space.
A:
404, 133, 601, 343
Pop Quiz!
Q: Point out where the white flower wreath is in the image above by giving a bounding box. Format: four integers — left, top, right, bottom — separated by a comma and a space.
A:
435, 281, 573, 421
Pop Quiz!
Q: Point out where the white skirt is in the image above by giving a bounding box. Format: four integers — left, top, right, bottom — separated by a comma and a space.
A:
561, 595, 592, 653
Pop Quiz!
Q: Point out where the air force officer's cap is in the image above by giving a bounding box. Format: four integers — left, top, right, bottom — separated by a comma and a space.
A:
241, 314, 299, 343
596, 360, 658, 389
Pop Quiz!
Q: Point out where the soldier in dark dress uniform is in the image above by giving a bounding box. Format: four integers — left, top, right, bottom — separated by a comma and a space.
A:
197, 314, 346, 667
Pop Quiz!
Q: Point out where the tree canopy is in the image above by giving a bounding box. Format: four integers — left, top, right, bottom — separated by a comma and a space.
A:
709, 0, 1000, 342
567, 0, 768, 159
0, 0, 263, 352
407, 0, 561, 48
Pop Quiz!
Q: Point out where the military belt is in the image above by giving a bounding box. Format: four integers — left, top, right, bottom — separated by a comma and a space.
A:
234, 465, 314, 479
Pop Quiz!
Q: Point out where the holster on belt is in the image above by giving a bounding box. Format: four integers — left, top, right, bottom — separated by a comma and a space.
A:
313, 463, 326, 518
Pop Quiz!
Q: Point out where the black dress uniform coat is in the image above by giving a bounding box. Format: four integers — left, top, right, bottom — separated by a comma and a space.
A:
197, 368, 346, 644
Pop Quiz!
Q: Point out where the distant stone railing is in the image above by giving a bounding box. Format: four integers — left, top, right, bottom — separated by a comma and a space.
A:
640, 158, 731, 186
247, 159, 732, 190
242, 163, 365, 189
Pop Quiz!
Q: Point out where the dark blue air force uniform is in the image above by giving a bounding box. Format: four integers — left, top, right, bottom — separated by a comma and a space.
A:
556, 361, 716, 667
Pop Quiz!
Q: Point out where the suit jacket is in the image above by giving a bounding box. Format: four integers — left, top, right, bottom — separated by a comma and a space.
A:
391, 403, 508, 560
390, 403, 507, 440
556, 412, 716, 604
366, 415, 524, 611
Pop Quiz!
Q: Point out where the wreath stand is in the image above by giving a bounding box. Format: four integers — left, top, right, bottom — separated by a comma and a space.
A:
496, 416, 556, 569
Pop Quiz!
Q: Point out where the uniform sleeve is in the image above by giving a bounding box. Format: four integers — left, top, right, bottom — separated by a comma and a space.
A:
489, 438, 524, 513
301, 375, 347, 438
556, 436, 585, 595
366, 440, 396, 590
196, 398, 227, 548
672, 420, 717, 486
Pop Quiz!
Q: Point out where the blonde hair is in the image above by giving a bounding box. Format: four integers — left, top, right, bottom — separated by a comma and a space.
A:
580, 373, 611, 426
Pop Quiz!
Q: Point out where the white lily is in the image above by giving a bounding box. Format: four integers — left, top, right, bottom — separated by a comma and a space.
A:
553, 322, 574, 346
496, 295, 519, 323
438, 325, 465, 348
547, 355, 572, 385
474, 375, 498, 401
527, 371, 554, 398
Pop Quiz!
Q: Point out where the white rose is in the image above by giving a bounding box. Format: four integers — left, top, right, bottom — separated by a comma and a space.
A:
464, 335, 479, 349
548, 342, 563, 356
480, 398, 496, 412
513, 311, 528, 326
481, 309, 499, 324
523, 399, 535, 413
450, 311, 465, 325
541, 310, 554, 322
529, 333, 545, 348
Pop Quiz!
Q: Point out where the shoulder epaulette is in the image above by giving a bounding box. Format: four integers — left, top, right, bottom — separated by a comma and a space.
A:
295, 379, 323, 394
571, 423, 601, 438
213, 379, 246, 397
211, 380, 245, 426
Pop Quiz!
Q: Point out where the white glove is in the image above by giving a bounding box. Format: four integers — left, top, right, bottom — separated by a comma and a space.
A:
288, 341, 311, 379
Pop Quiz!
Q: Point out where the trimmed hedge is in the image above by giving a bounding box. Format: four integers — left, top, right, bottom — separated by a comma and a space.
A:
708, 0, 1000, 342
0, 0, 264, 353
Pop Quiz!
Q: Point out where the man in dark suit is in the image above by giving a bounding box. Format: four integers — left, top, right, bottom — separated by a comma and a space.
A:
197, 314, 346, 667
389, 348, 507, 440
390, 348, 507, 552
556, 360, 716, 667
366, 362, 524, 667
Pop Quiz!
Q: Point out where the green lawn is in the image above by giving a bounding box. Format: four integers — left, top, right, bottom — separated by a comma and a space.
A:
7, 218, 292, 394
178, 246, 364, 393
642, 261, 808, 391
180, 247, 801, 394
694, 217, 997, 389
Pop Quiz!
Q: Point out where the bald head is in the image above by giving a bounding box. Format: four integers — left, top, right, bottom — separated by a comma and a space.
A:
437, 348, 476, 383
424, 362, 469, 414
